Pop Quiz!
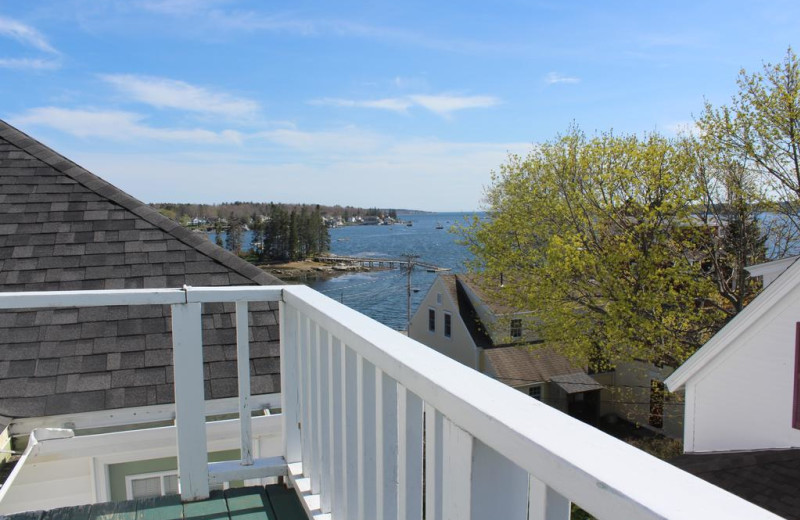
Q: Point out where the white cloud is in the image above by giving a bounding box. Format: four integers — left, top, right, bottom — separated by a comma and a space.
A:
100, 74, 260, 118
310, 93, 500, 116
0, 58, 60, 70
309, 97, 413, 113
11, 107, 243, 145
408, 94, 500, 116
255, 127, 386, 154
544, 72, 580, 85
0, 16, 58, 54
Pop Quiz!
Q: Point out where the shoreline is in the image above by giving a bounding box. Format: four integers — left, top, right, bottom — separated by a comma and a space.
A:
259, 259, 391, 282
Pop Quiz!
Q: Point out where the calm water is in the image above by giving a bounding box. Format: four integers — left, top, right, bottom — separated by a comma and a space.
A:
311, 212, 477, 330
209, 212, 478, 329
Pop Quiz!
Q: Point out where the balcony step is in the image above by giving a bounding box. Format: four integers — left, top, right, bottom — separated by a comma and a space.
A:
287, 462, 331, 520
208, 456, 287, 485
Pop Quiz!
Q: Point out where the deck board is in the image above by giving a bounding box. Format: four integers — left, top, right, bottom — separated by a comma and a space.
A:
182, 490, 228, 520
2, 486, 305, 520
264, 486, 306, 520
224, 487, 275, 520
135, 495, 183, 520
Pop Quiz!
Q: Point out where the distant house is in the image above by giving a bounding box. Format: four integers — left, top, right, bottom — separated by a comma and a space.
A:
0, 119, 284, 509
408, 274, 603, 421
665, 255, 800, 518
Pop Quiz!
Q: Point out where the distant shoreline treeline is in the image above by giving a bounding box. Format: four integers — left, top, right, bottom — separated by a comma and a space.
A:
149, 201, 427, 222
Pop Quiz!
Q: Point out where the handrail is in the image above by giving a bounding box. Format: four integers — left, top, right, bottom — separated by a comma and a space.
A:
0, 286, 781, 519
281, 284, 779, 519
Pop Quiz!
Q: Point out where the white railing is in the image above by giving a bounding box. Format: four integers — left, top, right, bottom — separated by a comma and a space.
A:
0, 286, 781, 519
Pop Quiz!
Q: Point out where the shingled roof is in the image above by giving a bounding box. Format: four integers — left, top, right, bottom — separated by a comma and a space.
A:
671, 449, 800, 519
0, 119, 283, 421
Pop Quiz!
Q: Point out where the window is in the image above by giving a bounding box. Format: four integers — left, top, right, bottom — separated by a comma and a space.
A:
510, 319, 522, 339
436, 293, 442, 305
649, 380, 665, 429
528, 386, 542, 400
444, 313, 452, 338
428, 309, 436, 332
794, 323, 800, 429
126, 471, 179, 500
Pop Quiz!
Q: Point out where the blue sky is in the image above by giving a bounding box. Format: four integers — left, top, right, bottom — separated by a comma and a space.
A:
1, 1, 799, 211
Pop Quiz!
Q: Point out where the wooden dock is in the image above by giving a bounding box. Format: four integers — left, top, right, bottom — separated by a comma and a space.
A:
313, 255, 450, 272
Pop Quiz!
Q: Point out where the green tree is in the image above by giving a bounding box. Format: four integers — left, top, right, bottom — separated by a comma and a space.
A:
226, 217, 243, 253
690, 137, 767, 315
459, 128, 724, 368
214, 220, 224, 248
698, 48, 800, 242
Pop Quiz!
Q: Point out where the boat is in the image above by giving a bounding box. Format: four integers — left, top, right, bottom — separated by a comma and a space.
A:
406, 221, 413, 227
435, 222, 444, 229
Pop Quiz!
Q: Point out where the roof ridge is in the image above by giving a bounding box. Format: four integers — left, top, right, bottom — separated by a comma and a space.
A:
0, 119, 281, 286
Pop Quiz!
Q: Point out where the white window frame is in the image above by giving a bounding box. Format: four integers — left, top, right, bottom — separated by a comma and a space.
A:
125, 470, 179, 500
510, 318, 523, 339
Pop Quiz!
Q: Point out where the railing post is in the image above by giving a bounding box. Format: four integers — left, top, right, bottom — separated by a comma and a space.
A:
235, 300, 253, 466
171, 301, 210, 501
280, 300, 301, 464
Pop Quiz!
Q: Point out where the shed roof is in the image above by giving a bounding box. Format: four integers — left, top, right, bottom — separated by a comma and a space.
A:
483, 345, 590, 388
0, 119, 283, 421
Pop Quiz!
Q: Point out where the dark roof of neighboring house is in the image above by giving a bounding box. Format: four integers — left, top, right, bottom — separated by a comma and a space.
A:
483, 345, 597, 391
671, 449, 800, 519
0, 119, 283, 422
439, 274, 492, 348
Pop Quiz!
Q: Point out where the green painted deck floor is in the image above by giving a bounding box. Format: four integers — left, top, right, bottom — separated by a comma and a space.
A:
2, 485, 307, 520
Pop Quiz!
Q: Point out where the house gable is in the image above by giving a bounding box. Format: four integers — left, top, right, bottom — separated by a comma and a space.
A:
665, 254, 800, 452
0, 120, 283, 421
408, 275, 480, 369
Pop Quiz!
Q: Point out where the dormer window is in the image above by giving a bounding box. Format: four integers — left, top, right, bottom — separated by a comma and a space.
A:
510, 319, 522, 339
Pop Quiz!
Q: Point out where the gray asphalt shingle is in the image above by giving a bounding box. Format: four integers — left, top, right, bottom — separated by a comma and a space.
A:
0, 119, 284, 419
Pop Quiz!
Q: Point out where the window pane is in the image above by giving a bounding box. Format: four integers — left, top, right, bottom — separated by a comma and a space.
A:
428, 309, 435, 332
131, 476, 161, 499
444, 314, 451, 337
164, 474, 179, 495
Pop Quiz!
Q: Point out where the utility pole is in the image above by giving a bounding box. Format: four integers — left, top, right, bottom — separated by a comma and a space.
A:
401, 253, 419, 332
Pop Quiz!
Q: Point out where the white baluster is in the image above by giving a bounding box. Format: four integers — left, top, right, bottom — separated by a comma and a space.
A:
235, 300, 253, 466
528, 476, 570, 520
471, 439, 528, 520
171, 302, 210, 500
279, 301, 301, 464
398, 387, 423, 520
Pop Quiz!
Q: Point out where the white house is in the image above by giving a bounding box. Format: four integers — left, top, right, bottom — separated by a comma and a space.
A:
665, 255, 800, 518
409, 274, 603, 421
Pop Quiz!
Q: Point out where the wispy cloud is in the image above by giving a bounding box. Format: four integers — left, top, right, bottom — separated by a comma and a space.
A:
0, 16, 59, 54
310, 94, 500, 116
11, 107, 243, 145
100, 74, 260, 118
0, 58, 60, 70
309, 97, 413, 113
134, 3, 518, 54
544, 72, 580, 85
408, 95, 500, 116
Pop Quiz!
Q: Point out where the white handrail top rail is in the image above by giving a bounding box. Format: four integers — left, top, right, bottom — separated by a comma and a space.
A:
0, 285, 780, 519
282, 284, 779, 520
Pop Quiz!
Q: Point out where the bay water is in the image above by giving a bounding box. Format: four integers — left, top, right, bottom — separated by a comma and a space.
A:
311, 212, 477, 330
210, 212, 479, 330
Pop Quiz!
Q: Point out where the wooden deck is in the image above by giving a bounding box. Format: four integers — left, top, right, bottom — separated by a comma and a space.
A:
2, 485, 307, 520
